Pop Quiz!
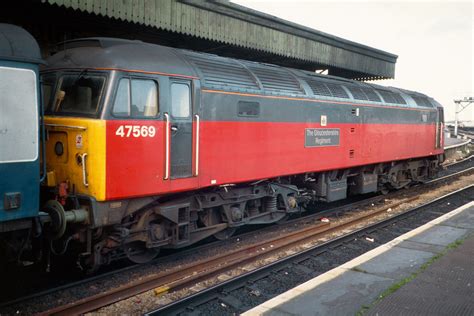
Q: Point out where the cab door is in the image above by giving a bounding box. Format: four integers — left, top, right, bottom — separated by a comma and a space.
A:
169, 80, 193, 179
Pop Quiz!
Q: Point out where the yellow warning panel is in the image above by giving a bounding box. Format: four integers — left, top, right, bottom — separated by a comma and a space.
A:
44, 116, 106, 201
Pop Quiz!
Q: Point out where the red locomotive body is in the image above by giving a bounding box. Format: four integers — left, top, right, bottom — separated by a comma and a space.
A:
105, 96, 443, 200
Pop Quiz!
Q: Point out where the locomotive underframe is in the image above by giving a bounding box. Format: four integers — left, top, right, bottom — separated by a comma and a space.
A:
0, 155, 442, 271
62, 155, 441, 271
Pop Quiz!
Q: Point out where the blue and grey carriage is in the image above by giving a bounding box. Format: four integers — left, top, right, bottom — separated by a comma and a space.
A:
0, 24, 44, 226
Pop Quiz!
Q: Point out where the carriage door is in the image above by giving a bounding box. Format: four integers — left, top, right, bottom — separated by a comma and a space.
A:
169, 81, 193, 178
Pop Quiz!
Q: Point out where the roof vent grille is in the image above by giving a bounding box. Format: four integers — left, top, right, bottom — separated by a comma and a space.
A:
346, 86, 368, 101
392, 93, 407, 104
376, 89, 406, 104
185, 53, 259, 90
411, 96, 432, 107
325, 83, 349, 99
361, 87, 382, 102
306, 79, 332, 97
247, 65, 304, 94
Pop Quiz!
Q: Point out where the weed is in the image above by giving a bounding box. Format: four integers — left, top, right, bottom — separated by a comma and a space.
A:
356, 237, 467, 315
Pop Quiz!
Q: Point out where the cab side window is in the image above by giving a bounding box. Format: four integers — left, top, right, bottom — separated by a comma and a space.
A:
112, 78, 158, 118
171, 82, 190, 118
113, 78, 130, 116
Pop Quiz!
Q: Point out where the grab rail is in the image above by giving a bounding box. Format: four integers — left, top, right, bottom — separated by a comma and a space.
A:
164, 113, 170, 180
194, 114, 200, 176
81, 153, 89, 187
39, 80, 47, 183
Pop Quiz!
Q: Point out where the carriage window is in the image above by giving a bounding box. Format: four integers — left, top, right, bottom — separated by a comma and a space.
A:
0, 67, 38, 163
112, 78, 158, 118
54, 74, 105, 115
171, 83, 190, 118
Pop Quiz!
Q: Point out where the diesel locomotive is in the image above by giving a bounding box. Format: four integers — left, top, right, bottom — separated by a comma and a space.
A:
2, 34, 444, 271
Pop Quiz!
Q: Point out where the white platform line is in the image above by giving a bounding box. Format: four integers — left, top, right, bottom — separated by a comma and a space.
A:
243, 201, 474, 315
444, 139, 471, 150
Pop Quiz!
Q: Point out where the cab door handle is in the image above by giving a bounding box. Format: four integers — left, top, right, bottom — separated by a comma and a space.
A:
171, 126, 178, 132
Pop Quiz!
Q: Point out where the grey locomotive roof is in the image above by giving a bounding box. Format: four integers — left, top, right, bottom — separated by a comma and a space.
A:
46, 38, 435, 109
0, 24, 42, 64
47, 38, 198, 78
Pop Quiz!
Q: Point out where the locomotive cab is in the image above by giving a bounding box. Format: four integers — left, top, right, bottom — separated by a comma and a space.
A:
43, 69, 198, 203
41, 39, 204, 268
42, 38, 201, 210
43, 70, 108, 202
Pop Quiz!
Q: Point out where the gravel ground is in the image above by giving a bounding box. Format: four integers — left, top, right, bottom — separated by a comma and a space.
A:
93, 173, 474, 316
443, 143, 472, 165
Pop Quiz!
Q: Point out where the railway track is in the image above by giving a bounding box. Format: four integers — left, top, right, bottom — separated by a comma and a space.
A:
446, 126, 474, 141
40, 197, 424, 316
149, 184, 474, 316
1, 157, 473, 315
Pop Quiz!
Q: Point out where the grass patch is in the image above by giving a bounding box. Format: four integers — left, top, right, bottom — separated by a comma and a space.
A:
446, 238, 464, 249
356, 237, 467, 315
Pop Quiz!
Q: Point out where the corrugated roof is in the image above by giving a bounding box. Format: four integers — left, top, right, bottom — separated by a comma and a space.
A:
42, 0, 397, 79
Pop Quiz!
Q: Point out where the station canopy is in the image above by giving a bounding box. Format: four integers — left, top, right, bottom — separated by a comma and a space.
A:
5, 0, 397, 80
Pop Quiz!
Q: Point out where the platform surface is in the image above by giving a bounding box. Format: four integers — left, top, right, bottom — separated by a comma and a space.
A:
368, 235, 474, 315
243, 201, 474, 316
444, 137, 471, 149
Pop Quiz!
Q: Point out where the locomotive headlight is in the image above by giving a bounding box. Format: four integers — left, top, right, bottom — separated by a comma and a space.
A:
54, 141, 64, 156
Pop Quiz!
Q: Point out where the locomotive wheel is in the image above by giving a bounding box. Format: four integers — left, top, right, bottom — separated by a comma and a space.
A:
213, 227, 237, 240
124, 241, 159, 264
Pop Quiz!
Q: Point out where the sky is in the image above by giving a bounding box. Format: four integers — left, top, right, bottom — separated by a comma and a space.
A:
232, 0, 473, 122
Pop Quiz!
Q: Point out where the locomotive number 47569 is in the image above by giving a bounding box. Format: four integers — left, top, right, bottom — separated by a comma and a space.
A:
115, 125, 156, 138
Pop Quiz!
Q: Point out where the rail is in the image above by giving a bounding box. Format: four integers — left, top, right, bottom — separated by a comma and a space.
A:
37, 165, 474, 315
148, 184, 474, 315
